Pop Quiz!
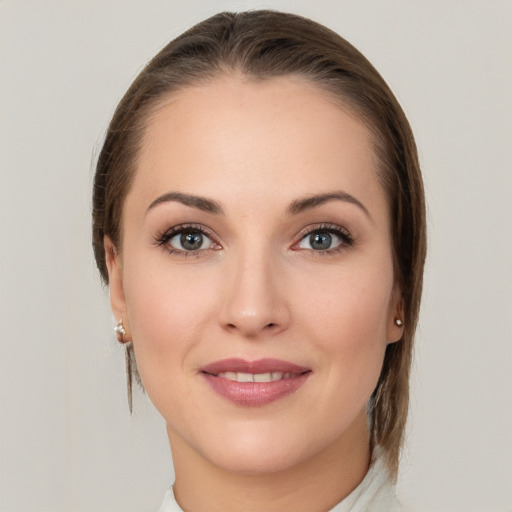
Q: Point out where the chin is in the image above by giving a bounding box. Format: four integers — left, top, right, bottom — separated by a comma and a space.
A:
207, 441, 305, 476
194, 420, 340, 476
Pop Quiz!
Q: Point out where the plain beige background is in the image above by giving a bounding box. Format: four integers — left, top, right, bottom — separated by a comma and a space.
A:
1, 1, 511, 511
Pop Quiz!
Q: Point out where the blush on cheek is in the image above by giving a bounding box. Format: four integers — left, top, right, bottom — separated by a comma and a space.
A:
304, 286, 390, 347
125, 269, 216, 381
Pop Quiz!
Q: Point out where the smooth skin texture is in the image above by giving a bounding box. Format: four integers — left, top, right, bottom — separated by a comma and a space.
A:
106, 75, 404, 512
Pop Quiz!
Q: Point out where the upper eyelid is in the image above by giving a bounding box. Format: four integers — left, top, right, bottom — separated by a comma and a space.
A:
295, 223, 351, 239
161, 223, 216, 238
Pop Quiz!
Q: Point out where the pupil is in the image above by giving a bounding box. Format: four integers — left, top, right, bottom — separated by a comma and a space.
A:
311, 232, 331, 250
181, 232, 202, 250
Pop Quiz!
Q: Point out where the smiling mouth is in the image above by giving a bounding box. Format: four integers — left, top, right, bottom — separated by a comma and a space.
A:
200, 358, 311, 406
215, 371, 302, 382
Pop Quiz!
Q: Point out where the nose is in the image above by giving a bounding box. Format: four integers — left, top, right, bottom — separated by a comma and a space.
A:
219, 247, 290, 339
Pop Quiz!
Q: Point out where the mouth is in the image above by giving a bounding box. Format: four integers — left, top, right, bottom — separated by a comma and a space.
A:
215, 371, 301, 382
200, 358, 312, 406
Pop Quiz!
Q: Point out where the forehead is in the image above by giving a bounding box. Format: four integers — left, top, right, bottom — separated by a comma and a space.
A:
130, 75, 386, 215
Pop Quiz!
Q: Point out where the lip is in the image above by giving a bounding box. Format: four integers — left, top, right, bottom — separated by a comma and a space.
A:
200, 358, 311, 406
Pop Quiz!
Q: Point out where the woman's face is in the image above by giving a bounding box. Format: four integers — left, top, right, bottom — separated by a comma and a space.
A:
106, 75, 403, 474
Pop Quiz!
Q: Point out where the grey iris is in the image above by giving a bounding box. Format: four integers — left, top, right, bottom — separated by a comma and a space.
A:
181, 231, 203, 250
310, 232, 332, 250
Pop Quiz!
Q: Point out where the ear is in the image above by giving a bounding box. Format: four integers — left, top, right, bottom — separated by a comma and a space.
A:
386, 286, 404, 344
104, 236, 131, 340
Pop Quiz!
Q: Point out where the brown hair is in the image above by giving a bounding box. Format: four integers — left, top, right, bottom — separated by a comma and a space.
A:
92, 10, 426, 478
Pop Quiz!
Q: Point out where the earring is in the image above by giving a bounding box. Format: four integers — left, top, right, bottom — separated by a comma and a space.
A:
114, 319, 128, 343
394, 318, 404, 327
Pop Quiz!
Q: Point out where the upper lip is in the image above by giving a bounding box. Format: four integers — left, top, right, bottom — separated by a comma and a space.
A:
201, 358, 311, 376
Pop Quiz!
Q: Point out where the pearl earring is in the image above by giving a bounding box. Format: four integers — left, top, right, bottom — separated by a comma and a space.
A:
394, 318, 403, 327
114, 319, 128, 343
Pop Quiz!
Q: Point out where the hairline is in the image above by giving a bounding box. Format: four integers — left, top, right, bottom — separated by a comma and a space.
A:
113, 69, 394, 254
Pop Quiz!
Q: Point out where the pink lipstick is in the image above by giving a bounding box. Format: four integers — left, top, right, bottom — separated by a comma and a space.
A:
200, 358, 311, 406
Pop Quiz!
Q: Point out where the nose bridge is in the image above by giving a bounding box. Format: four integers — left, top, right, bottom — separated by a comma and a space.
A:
220, 238, 288, 337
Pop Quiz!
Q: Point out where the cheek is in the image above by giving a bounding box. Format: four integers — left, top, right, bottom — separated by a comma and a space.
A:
121, 254, 219, 387
296, 263, 393, 387
300, 263, 393, 339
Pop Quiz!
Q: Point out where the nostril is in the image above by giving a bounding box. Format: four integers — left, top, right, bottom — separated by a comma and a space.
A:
225, 322, 277, 333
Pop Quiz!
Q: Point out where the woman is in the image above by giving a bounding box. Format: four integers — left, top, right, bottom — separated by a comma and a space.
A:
92, 10, 426, 512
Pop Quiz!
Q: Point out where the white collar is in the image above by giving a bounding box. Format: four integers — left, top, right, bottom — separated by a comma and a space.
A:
158, 457, 402, 512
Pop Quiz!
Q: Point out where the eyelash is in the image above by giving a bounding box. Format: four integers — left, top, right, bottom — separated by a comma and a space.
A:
154, 222, 354, 257
293, 223, 354, 255
154, 224, 220, 257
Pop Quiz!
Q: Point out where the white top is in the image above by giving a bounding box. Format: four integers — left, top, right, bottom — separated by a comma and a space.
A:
158, 457, 403, 512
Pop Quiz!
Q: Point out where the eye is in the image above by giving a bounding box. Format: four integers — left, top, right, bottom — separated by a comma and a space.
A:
155, 225, 220, 255
296, 226, 353, 253
169, 230, 212, 251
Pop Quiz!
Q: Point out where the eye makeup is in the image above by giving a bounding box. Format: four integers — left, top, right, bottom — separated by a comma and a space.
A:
154, 223, 221, 256
153, 220, 354, 258
292, 222, 354, 255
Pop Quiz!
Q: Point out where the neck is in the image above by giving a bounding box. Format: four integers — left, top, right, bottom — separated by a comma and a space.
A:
167, 413, 371, 512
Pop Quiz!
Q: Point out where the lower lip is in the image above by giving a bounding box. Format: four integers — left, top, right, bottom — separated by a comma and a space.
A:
202, 373, 311, 406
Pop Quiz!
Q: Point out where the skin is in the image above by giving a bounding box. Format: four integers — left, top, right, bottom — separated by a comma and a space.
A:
106, 75, 403, 512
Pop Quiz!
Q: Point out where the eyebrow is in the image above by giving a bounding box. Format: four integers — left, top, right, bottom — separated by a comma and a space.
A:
286, 191, 371, 219
146, 190, 370, 219
146, 192, 224, 215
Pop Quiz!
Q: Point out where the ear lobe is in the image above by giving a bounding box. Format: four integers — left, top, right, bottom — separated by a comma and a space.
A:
104, 236, 128, 322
